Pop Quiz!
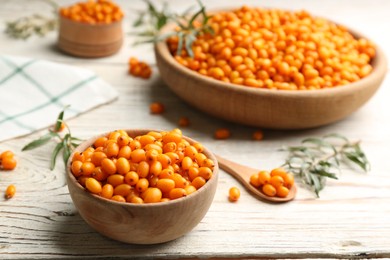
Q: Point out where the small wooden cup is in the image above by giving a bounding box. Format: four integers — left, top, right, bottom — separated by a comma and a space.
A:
66, 129, 219, 244
58, 16, 123, 58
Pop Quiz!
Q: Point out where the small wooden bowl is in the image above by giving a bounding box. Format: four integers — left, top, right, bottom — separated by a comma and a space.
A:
66, 129, 219, 244
58, 16, 123, 58
155, 27, 387, 129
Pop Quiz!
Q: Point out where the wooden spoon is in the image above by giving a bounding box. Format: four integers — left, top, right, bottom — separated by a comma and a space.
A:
215, 155, 296, 203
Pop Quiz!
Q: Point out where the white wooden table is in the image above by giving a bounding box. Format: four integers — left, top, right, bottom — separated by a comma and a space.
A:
1, 0, 390, 258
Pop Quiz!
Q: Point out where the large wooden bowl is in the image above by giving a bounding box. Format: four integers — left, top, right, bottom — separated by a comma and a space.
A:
66, 129, 219, 244
58, 16, 123, 58
155, 29, 387, 129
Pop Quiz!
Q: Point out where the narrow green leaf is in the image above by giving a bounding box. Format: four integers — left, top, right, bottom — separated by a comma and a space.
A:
309, 174, 323, 197
50, 142, 64, 170
133, 12, 145, 27
62, 134, 72, 166
324, 133, 349, 143
176, 31, 184, 56
22, 132, 56, 151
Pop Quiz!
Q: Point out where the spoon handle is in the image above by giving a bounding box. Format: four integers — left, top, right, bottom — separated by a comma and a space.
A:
215, 155, 258, 181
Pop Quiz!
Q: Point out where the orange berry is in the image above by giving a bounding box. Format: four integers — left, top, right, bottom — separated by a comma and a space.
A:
250, 173, 261, 188
178, 116, 190, 127
1, 157, 17, 170
284, 173, 295, 189
143, 188, 162, 203
150, 102, 165, 114
85, 178, 102, 194
271, 167, 288, 179
270, 175, 285, 188
0, 150, 14, 159
258, 170, 271, 185
214, 128, 231, 139
5, 184, 16, 199
229, 187, 240, 202
276, 186, 290, 198
252, 130, 264, 140
101, 184, 114, 199
262, 184, 276, 197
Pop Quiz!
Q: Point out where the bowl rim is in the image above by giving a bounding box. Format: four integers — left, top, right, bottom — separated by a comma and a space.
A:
66, 129, 219, 208
155, 13, 387, 98
59, 14, 123, 27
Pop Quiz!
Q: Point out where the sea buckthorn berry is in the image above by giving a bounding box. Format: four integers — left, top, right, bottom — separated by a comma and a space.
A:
143, 188, 163, 203
169, 188, 187, 200
150, 161, 162, 176
71, 160, 83, 177
178, 116, 190, 127
198, 167, 213, 180
162, 132, 182, 144
229, 187, 240, 202
284, 173, 295, 189
276, 186, 290, 198
137, 161, 150, 178
107, 174, 124, 187
185, 185, 197, 195
163, 142, 177, 153
139, 135, 156, 147
116, 157, 130, 175
130, 149, 146, 163
192, 176, 206, 189
250, 173, 261, 188
271, 167, 288, 179
125, 171, 139, 186
118, 146, 131, 159
5, 184, 16, 199
0, 150, 14, 159
85, 178, 102, 194
92, 167, 108, 181
114, 184, 132, 197
101, 184, 114, 199
101, 158, 117, 175
117, 135, 130, 147
105, 142, 119, 158
188, 166, 199, 181
258, 170, 271, 185
111, 195, 126, 202
192, 143, 204, 153
136, 178, 149, 193
94, 137, 108, 148
156, 179, 175, 193
170, 173, 187, 188
262, 184, 276, 197
252, 130, 264, 141
1, 157, 17, 170
181, 156, 193, 171
150, 102, 165, 114
81, 162, 95, 176
91, 151, 107, 166
270, 175, 285, 188
130, 196, 144, 204
214, 128, 231, 139
145, 149, 159, 163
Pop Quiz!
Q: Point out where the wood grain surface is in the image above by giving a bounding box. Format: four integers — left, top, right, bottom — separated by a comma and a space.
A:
1, 0, 390, 259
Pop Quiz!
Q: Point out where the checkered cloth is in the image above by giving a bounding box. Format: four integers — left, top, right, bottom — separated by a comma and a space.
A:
0, 55, 118, 142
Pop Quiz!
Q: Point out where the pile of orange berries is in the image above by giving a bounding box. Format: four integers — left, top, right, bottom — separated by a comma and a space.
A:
60, 0, 123, 24
129, 57, 152, 79
250, 167, 294, 198
70, 129, 215, 203
168, 6, 376, 90
1, 150, 17, 199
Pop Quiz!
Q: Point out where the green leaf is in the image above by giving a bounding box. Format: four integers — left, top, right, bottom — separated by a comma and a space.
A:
345, 152, 370, 172
185, 33, 195, 57
133, 12, 145, 27
324, 133, 349, 143
309, 174, 323, 197
176, 31, 184, 56
62, 134, 72, 167
22, 132, 57, 151
54, 106, 69, 131
50, 142, 64, 170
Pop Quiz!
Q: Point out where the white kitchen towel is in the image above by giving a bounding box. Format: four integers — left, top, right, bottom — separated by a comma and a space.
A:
0, 55, 118, 142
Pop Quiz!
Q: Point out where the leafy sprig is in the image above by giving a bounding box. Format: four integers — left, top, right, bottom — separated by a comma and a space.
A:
22, 108, 82, 170
132, 0, 213, 57
4, 0, 58, 40
281, 133, 370, 197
